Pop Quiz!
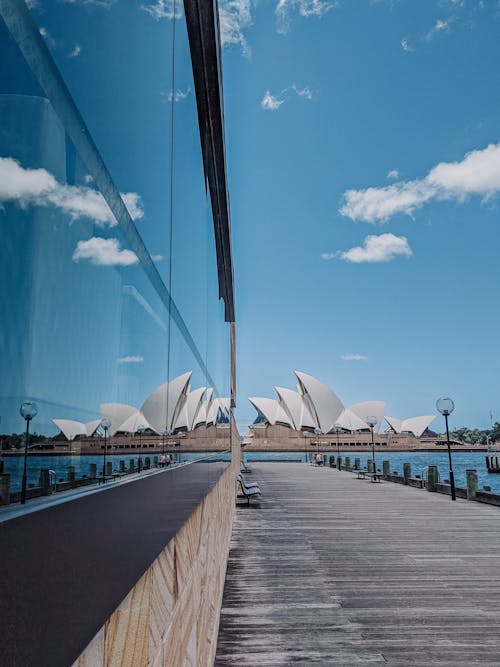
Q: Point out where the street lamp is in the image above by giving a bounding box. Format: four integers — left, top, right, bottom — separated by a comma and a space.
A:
137, 425, 145, 472
302, 431, 308, 464
333, 422, 342, 458
20, 401, 38, 504
366, 416, 377, 473
314, 427, 321, 463
101, 417, 111, 482
436, 397, 456, 501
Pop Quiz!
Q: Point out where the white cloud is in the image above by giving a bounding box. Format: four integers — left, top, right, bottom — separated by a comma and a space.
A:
338, 233, 413, 263
340, 143, 500, 223
117, 355, 144, 364
387, 169, 399, 180
292, 84, 314, 99
341, 353, 368, 361
219, 0, 252, 57
261, 84, 314, 111
320, 252, 338, 260
142, 0, 183, 20
261, 91, 285, 111
401, 37, 414, 52
276, 0, 337, 34
68, 43, 82, 58
72, 237, 139, 266
425, 17, 453, 40
167, 88, 191, 102
62, 0, 116, 6
39, 27, 56, 48
0, 157, 143, 226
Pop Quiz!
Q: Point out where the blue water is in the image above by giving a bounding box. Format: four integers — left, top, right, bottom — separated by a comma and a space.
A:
1, 451, 230, 492
242, 450, 499, 493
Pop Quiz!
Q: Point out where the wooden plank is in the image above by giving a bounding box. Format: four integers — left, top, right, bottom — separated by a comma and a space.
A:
216, 463, 500, 666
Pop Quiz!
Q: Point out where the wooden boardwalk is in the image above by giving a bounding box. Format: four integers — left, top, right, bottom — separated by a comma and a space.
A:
215, 463, 500, 666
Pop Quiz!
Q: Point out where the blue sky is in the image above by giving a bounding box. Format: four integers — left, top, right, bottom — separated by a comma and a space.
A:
220, 0, 500, 431
1, 0, 499, 435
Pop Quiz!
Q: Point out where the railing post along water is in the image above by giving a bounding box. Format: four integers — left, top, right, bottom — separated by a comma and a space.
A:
403, 463, 411, 485
427, 465, 438, 492
39, 469, 53, 496
0, 474, 10, 505
367, 459, 374, 474
466, 469, 478, 501
354, 458, 360, 470
337, 455, 342, 470
382, 460, 390, 478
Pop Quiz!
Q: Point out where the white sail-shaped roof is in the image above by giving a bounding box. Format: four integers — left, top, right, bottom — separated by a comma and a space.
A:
174, 387, 206, 430
385, 416, 403, 433
294, 371, 343, 433
117, 410, 151, 434
100, 403, 138, 437
349, 401, 387, 434
275, 387, 316, 430
275, 387, 302, 430
53, 419, 87, 441
85, 419, 102, 437
401, 415, 436, 437
248, 397, 280, 425
336, 409, 370, 432
206, 398, 220, 425
141, 371, 192, 434
193, 401, 207, 427
275, 404, 291, 426
385, 415, 435, 437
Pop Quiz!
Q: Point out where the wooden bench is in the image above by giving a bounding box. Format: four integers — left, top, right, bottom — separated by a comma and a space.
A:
237, 476, 261, 505
355, 470, 382, 482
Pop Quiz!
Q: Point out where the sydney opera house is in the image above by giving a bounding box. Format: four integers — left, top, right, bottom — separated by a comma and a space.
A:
51, 371, 231, 452
247, 371, 437, 450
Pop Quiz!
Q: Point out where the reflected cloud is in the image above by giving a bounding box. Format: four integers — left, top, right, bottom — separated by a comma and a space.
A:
142, 0, 184, 20
117, 356, 144, 364
0, 157, 143, 225
68, 43, 82, 58
72, 236, 139, 266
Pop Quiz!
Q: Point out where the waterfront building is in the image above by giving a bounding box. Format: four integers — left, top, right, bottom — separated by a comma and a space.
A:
248, 370, 437, 449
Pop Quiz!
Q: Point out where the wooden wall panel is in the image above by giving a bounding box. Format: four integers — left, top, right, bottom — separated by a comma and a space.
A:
74, 451, 237, 667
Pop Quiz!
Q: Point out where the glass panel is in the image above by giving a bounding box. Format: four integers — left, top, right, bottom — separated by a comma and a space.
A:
0, 0, 231, 511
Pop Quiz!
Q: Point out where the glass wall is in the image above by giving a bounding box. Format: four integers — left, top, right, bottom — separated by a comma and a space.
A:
0, 0, 232, 506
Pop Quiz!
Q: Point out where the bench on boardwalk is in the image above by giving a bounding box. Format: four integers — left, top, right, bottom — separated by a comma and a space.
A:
237, 474, 261, 505
355, 470, 382, 483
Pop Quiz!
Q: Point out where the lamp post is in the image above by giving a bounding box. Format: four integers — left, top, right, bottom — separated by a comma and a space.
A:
436, 397, 456, 501
366, 416, 377, 473
101, 417, 111, 482
20, 401, 38, 504
314, 427, 321, 463
333, 423, 342, 458
137, 425, 145, 472
303, 431, 308, 464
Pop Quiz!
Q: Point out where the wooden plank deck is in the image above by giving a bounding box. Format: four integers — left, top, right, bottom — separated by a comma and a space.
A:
215, 462, 500, 666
